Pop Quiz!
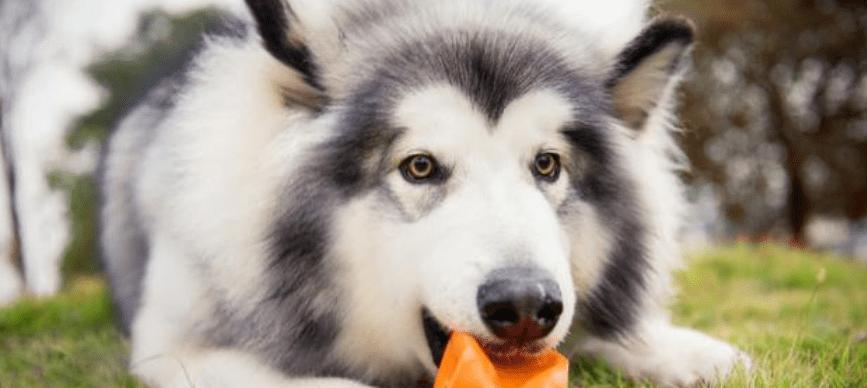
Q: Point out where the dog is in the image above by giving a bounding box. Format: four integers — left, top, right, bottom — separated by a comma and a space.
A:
100, 0, 750, 386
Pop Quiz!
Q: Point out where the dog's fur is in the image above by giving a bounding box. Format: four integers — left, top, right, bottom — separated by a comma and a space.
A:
100, 1, 749, 386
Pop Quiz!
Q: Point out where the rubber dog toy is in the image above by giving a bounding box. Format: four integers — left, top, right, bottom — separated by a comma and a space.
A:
433, 332, 569, 388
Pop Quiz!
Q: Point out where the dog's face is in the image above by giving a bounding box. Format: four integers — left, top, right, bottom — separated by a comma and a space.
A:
333, 84, 584, 364
247, 0, 693, 379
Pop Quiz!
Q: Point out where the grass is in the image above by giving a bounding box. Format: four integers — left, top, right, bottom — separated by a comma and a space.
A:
1, 244, 865, 387
572, 244, 867, 387
0, 278, 138, 387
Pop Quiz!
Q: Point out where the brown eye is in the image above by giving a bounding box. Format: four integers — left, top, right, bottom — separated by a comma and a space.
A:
401, 154, 440, 182
533, 153, 561, 181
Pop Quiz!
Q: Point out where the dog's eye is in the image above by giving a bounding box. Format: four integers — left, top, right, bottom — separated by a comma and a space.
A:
533, 153, 561, 182
400, 154, 441, 183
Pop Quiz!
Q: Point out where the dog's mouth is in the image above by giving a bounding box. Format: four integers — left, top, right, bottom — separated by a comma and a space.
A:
422, 309, 550, 368
422, 309, 451, 366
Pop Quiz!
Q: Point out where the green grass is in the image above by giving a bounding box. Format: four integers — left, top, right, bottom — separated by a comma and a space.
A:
1, 245, 865, 387
0, 278, 139, 387
571, 244, 867, 387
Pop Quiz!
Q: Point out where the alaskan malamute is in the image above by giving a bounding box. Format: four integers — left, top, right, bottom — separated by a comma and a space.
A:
100, 0, 749, 386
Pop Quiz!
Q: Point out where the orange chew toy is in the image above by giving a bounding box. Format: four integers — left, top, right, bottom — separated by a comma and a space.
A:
433, 332, 569, 388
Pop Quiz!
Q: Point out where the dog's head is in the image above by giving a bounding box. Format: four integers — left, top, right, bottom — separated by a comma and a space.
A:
248, 0, 693, 380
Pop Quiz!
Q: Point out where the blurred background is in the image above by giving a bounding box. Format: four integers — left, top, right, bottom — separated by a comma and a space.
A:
3, 0, 864, 304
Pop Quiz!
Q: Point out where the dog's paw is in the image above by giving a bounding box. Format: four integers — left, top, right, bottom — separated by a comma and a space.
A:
640, 326, 751, 386
578, 324, 751, 387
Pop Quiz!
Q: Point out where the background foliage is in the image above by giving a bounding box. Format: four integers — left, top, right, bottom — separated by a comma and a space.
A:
665, 0, 866, 243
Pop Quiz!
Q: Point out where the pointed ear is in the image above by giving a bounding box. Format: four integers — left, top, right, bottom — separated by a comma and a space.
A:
245, 0, 324, 90
607, 17, 695, 130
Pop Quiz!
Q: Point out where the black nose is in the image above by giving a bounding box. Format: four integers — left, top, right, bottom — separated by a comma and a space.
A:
477, 267, 563, 343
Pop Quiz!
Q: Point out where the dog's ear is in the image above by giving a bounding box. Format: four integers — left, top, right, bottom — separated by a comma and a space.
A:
245, 0, 337, 91
607, 17, 695, 131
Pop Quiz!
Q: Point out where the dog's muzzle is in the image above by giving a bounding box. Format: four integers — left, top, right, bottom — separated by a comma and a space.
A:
423, 266, 564, 368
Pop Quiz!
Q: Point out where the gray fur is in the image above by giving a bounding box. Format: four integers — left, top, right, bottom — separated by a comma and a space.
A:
99, 82, 177, 331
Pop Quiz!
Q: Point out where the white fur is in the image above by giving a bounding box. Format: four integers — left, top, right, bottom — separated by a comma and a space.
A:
123, 38, 343, 386
133, 348, 372, 388
577, 319, 751, 387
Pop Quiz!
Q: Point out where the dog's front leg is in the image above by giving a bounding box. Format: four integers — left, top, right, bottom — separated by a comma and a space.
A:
131, 348, 373, 388
573, 317, 751, 387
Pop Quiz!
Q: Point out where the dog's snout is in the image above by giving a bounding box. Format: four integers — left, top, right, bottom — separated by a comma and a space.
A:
477, 267, 563, 343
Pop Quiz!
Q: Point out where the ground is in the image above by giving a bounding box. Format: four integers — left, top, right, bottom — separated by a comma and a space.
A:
1, 244, 865, 387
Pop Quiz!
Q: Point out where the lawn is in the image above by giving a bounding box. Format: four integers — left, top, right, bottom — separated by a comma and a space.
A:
1, 244, 865, 387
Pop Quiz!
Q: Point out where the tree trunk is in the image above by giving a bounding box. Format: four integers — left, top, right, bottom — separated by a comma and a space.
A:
784, 149, 808, 246
763, 79, 811, 247
0, 98, 25, 305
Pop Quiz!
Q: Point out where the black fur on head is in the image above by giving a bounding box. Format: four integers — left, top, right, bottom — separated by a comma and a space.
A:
245, 0, 323, 90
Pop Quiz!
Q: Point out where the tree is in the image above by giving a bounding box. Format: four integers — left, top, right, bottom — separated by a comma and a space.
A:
659, 0, 867, 244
